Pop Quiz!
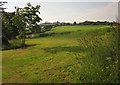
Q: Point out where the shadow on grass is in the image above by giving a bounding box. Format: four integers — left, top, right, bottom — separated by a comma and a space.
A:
43, 46, 85, 53
40, 30, 81, 37
24, 44, 37, 48
40, 31, 72, 37
2, 44, 37, 51
40, 28, 109, 38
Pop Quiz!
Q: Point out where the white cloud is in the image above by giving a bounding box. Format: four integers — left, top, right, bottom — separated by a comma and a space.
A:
3, 1, 118, 22
79, 2, 118, 21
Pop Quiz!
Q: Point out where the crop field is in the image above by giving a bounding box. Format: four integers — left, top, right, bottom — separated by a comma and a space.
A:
2, 25, 118, 83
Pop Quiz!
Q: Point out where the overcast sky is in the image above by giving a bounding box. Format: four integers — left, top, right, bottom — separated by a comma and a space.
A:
3, 0, 118, 23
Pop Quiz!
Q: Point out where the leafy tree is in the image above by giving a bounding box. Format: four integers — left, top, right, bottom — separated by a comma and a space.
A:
2, 12, 20, 40
0, 1, 10, 50
13, 3, 42, 48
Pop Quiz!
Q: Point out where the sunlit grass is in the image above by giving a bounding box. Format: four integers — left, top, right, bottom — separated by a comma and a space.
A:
2, 25, 118, 83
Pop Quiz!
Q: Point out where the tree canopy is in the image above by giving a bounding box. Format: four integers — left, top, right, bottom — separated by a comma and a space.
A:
2, 3, 42, 49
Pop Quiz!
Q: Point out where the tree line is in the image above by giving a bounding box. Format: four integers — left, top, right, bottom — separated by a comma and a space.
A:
0, 1, 117, 50
43, 21, 116, 26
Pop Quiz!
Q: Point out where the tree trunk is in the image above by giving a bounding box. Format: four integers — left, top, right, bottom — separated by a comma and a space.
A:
22, 32, 25, 48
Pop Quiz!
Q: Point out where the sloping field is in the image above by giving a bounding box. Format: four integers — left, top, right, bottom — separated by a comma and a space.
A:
2, 25, 118, 83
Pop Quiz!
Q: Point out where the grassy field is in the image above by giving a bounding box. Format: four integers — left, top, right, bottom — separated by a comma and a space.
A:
2, 25, 118, 83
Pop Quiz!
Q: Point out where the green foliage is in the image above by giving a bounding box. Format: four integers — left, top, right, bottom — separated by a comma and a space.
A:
2, 3, 42, 49
2, 25, 118, 83
2, 12, 20, 50
14, 2, 42, 32
76, 28, 118, 83
12, 3, 42, 48
9, 39, 23, 49
2, 12, 20, 40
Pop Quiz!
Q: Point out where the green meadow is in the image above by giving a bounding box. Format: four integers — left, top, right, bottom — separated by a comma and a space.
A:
2, 25, 118, 83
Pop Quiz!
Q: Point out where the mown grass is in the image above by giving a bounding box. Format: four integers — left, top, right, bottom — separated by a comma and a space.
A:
2, 25, 118, 83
